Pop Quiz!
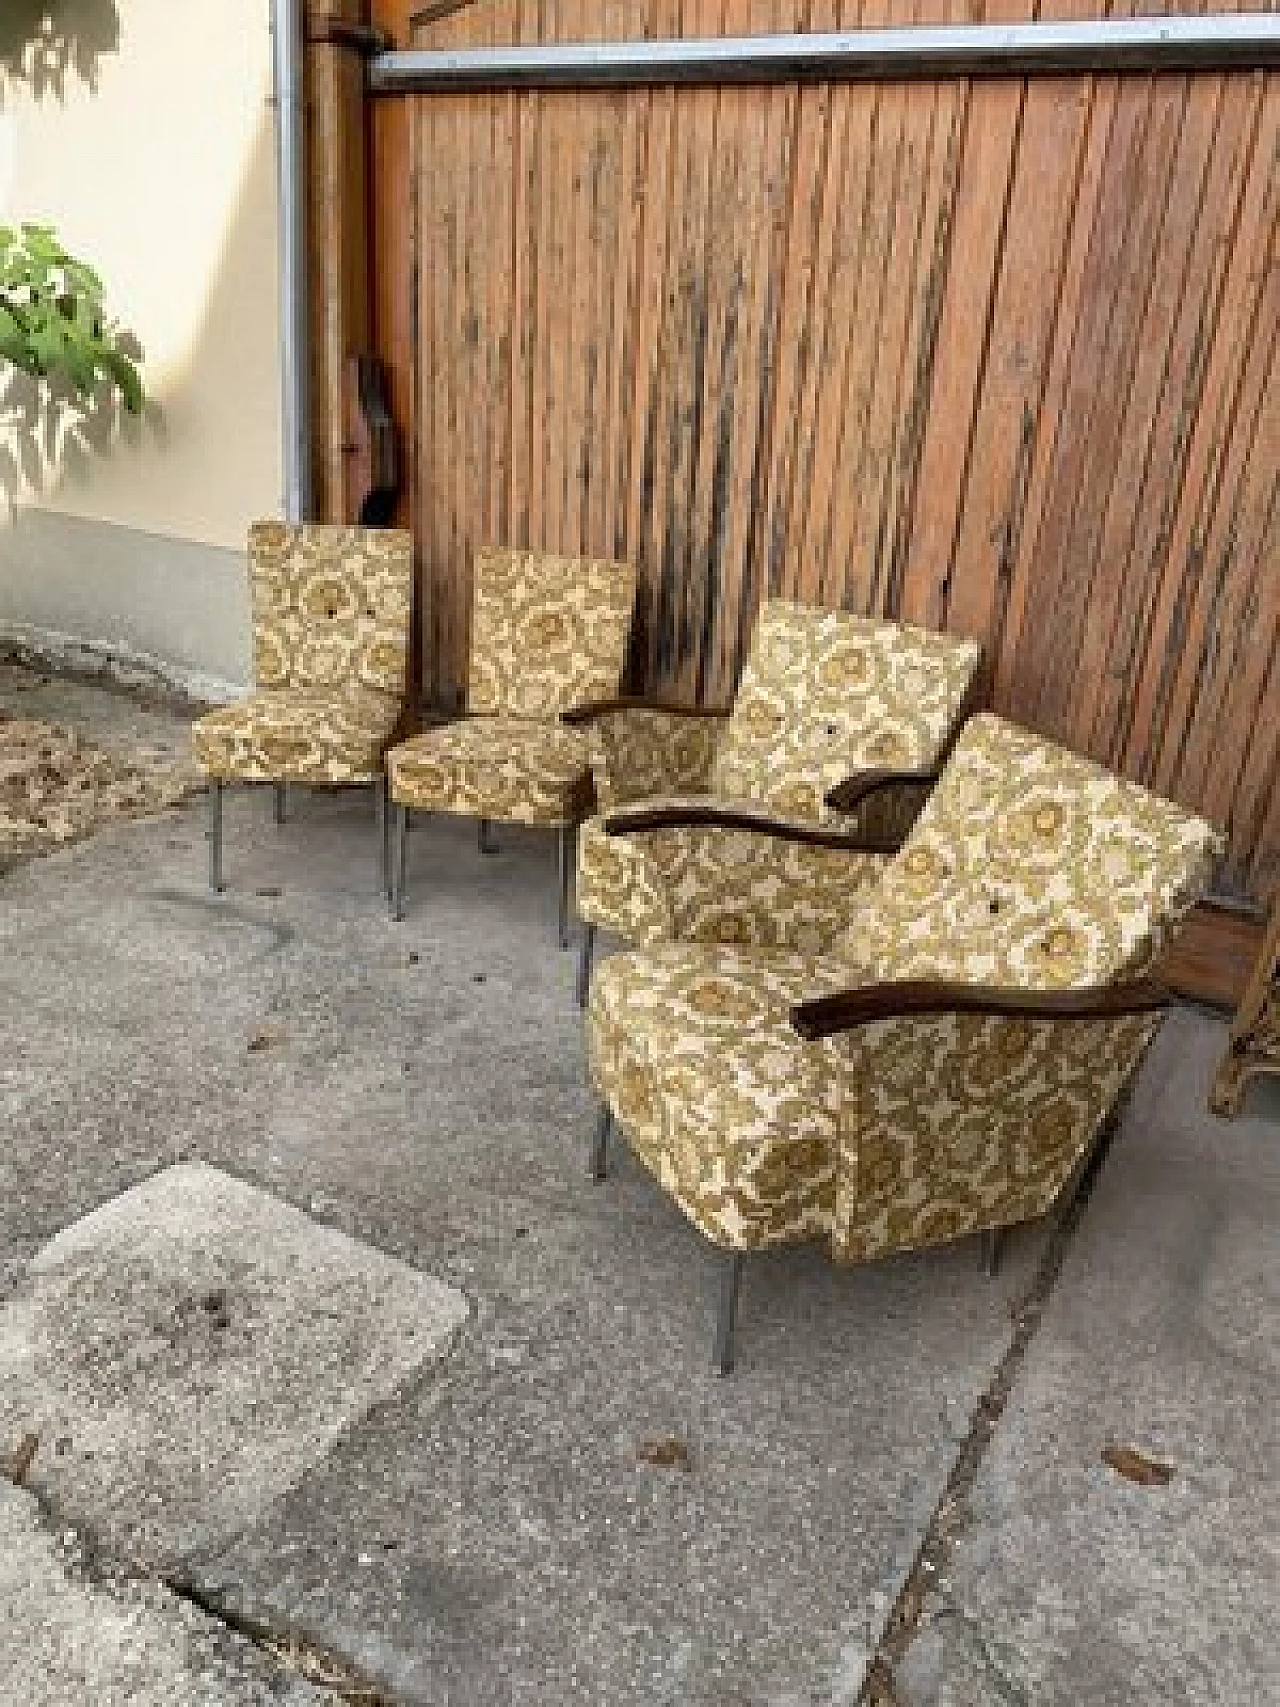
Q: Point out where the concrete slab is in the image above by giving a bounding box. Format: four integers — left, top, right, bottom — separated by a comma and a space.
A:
0, 1481, 324, 1707
0, 668, 1047, 1703
0, 1164, 468, 1572
896, 1008, 1280, 1707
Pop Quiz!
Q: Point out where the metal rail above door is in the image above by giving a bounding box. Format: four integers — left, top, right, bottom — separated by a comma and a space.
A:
369, 15, 1280, 92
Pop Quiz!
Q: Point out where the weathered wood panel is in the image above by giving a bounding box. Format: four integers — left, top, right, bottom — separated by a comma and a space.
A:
375, 1, 1277, 907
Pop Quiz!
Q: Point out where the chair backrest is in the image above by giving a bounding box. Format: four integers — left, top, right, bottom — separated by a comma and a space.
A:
467, 548, 637, 719
708, 602, 981, 823
839, 713, 1222, 987
249, 522, 413, 700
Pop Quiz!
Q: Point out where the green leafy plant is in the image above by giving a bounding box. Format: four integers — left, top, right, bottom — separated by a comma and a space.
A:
0, 222, 142, 412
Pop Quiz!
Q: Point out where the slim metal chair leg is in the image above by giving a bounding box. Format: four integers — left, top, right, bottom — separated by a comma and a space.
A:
576, 923, 597, 1009
557, 824, 575, 949
478, 817, 498, 856
713, 1251, 746, 1377
391, 802, 409, 920
374, 775, 388, 895
206, 780, 225, 892
589, 1104, 611, 1181
979, 1228, 1004, 1278
273, 782, 287, 825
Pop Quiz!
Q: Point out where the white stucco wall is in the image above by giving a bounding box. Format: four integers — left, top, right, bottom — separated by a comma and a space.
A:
0, 0, 283, 693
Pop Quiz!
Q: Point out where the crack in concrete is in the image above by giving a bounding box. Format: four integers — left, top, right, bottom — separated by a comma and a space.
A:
858, 1104, 1130, 1706
161, 1573, 395, 1705
4, 1470, 390, 1705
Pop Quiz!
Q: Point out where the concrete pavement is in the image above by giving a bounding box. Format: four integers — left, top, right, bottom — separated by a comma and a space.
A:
1, 664, 1275, 1706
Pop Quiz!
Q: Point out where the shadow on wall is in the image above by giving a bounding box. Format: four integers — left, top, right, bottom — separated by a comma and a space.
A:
0, 348, 164, 520
0, 0, 160, 517
2, 101, 281, 544
0, 0, 120, 100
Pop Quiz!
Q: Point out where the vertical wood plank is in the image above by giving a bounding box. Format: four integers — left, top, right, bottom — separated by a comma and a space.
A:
1124, 76, 1276, 781
388, 4, 1275, 898
1186, 351, 1278, 845
1086, 73, 1257, 767
711, 0, 808, 697
1069, 71, 1226, 756
935, 73, 1092, 668
754, 35, 835, 609
622, 0, 682, 685
992, 73, 1123, 710
1023, 73, 1190, 737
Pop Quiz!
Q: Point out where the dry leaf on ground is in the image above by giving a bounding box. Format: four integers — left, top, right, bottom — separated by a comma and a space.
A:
636, 1436, 690, 1471
6, 1433, 38, 1486
1102, 1444, 1174, 1486
247, 1027, 288, 1053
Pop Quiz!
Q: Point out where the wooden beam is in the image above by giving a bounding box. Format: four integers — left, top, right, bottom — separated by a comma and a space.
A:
307, 0, 373, 521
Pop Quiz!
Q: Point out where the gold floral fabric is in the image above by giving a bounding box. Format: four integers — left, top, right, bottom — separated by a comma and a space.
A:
386, 549, 637, 827
192, 687, 398, 785
386, 718, 595, 828
835, 713, 1222, 988
587, 710, 726, 813
826, 1006, 1159, 1263
246, 522, 412, 698
192, 524, 413, 786
586, 714, 1222, 1264
578, 602, 980, 947
707, 603, 981, 825
577, 812, 886, 950
576, 816, 677, 942
467, 549, 637, 718
589, 941, 1157, 1259
590, 944, 850, 1250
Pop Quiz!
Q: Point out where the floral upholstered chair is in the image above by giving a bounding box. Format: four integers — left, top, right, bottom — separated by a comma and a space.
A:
564, 602, 982, 1004
585, 714, 1222, 1372
191, 523, 413, 891
385, 548, 637, 941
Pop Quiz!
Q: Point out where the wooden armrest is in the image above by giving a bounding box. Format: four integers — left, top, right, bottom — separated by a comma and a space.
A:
604, 798, 900, 852
824, 766, 941, 814
791, 977, 1171, 1041
561, 695, 731, 727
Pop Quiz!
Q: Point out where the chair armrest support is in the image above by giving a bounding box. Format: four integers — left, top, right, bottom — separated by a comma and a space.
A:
561, 696, 732, 727
791, 977, 1171, 1040
603, 798, 900, 853
823, 766, 942, 814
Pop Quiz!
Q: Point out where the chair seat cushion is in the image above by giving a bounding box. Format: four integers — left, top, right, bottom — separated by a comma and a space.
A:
192, 688, 398, 784
587, 944, 857, 1250
386, 717, 595, 826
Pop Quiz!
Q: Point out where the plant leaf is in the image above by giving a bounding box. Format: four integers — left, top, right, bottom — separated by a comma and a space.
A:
0, 227, 142, 408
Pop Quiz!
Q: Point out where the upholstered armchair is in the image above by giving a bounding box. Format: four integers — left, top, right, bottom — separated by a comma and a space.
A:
191, 523, 413, 891
585, 714, 1222, 1372
565, 602, 982, 1003
385, 548, 637, 941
